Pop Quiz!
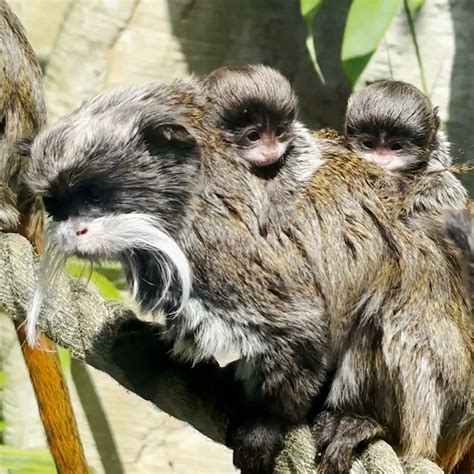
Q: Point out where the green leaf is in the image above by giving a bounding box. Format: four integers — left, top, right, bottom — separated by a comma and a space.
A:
0, 445, 94, 473
406, 0, 424, 14
342, 0, 402, 86
300, 0, 323, 17
57, 346, 71, 374
66, 259, 123, 301
0, 420, 6, 433
300, 0, 325, 83
92, 261, 128, 291
0, 445, 56, 473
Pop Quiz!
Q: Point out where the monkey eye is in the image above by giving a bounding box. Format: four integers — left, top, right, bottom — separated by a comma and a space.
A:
362, 140, 374, 149
391, 142, 404, 151
246, 130, 260, 142
79, 186, 102, 204
275, 126, 286, 138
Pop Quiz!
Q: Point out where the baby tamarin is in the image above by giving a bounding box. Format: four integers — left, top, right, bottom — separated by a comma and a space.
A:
345, 80, 468, 214
24, 78, 472, 473
204, 64, 299, 169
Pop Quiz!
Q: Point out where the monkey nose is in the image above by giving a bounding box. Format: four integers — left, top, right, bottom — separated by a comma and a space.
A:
259, 150, 279, 166
75, 227, 88, 236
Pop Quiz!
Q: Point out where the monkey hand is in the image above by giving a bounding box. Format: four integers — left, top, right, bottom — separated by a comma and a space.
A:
111, 318, 172, 399
227, 415, 286, 474
313, 411, 386, 474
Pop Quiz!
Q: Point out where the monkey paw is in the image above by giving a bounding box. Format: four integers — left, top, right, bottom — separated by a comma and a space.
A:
227, 417, 286, 474
313, 411, 385, 474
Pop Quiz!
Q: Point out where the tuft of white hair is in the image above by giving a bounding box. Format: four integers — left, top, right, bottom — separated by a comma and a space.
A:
26, 212, 192, 346
26, 238, 66, 346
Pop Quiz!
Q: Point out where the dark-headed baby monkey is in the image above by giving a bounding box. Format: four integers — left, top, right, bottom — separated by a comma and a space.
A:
204, 64, 298, 169
23, 77, 472, 473
345, 80, 467, 214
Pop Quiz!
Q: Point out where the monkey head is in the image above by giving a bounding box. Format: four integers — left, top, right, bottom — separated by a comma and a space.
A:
23, 81, 204, 343
204, 64, 299, 168
344, 80, 440, 173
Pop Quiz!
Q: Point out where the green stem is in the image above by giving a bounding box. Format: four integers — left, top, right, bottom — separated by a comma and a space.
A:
403, 0, 428, 94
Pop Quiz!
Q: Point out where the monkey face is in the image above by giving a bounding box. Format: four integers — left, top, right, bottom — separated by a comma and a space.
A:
223, 105, 297, 169
26, 93, 199, 262
345, 80, 438, 174
348, 131, 428, 172
204, 64, 299, 168
237, 120, 294, 167
23, 83, 202, 342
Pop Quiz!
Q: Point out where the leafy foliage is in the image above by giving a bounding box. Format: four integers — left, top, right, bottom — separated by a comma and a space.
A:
300, 0, 426, 87
341, 0, 402, 86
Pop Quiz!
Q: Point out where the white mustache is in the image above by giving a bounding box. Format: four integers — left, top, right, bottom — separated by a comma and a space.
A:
26, 212, 192, 346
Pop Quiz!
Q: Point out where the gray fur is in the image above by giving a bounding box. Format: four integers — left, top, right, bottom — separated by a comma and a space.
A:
25, 77, 472, 472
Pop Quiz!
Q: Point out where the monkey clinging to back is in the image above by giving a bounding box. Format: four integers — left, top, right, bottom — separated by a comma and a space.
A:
204, 64, 299, 168
345, 80, 468, 214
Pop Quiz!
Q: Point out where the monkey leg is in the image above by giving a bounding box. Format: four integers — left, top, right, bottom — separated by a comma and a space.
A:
226, 336, 329, 474
313, 411, 386, 474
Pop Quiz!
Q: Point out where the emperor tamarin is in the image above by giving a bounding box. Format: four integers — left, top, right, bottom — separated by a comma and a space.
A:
24, 78, 472, 473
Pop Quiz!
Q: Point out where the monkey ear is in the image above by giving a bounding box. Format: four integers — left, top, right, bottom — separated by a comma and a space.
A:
15, 137, 33, 156
142, 123, 197, 156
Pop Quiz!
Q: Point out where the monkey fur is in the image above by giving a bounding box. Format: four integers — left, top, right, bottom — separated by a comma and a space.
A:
0, 0, 46, 234
24, 77, 472, 473
345, 80, 468, 216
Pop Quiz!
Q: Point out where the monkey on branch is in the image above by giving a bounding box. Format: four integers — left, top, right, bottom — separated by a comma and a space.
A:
11, 64, 470, 474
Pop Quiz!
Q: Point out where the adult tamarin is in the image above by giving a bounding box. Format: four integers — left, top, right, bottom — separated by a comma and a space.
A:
23, 78, 472, 473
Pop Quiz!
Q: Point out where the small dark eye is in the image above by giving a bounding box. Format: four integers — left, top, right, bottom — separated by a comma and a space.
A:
247, 130, 260, 142
362, 140, 374, 149
81, 186, 102, 204
88, 189, 101, 202
391, 142, 403, 151
276, 126, 285, 138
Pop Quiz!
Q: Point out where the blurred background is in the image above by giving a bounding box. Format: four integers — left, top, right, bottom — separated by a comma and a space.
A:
0, 0, 472, 472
